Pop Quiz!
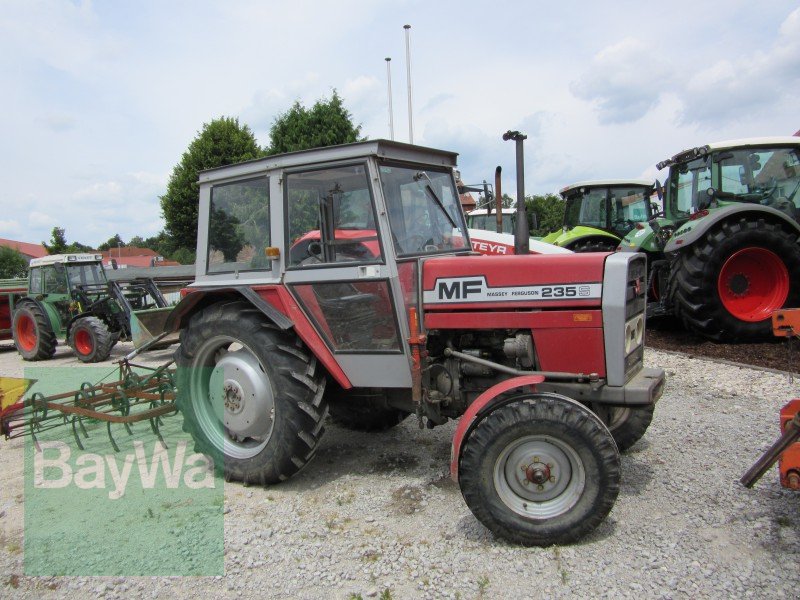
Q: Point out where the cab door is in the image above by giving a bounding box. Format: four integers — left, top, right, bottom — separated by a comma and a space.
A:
281, 161, 411, 388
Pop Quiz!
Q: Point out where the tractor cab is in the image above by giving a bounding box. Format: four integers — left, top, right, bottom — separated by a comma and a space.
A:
541, 180, 657, 252
27, 254, 108, 318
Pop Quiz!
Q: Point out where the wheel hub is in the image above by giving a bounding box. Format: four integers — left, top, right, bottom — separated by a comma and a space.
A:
727, 273, 749, 297
208, 349, 275, 442
525, 461, 552, 486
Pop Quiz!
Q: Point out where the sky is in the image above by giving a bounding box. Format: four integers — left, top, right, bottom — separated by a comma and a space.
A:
1, 0, 798, 247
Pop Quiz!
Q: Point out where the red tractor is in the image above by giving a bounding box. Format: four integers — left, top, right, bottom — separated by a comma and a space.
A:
165, 140, 664, 545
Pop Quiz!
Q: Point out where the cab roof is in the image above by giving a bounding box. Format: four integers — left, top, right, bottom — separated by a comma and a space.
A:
559, 180, 654, 195
198, 139, 459, 185
29, 254, 103, 267
657, 136, 800, 170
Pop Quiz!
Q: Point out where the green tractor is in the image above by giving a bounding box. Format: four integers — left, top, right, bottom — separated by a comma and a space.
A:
10, 253, 172, 362
540, 180, 658, 252
619, 136, 800, 342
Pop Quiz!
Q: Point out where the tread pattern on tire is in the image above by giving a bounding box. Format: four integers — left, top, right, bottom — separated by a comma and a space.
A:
175, 301, 328, 485
69, 316, 116, 363
607, 404, 655, 452
12, 302, 56, 361
668, 217, 800, 342
570, 238, 618, 253
458, 394, 620, 546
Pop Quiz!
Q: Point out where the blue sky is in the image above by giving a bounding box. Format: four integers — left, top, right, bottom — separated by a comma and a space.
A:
1, 0, 798, 247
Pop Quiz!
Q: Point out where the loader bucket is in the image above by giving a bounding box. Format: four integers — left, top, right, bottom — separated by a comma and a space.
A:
130, 307, 178, 349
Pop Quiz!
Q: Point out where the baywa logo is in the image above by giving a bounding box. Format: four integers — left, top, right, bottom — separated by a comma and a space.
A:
34, 440, 215, 500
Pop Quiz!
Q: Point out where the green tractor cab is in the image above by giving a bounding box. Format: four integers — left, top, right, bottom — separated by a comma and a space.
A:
620, 136, 800, 341
544, 180, 658, 252
11, 253, 173, 362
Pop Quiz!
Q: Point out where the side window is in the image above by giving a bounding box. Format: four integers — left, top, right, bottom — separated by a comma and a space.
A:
208, 178, 270, 274
286, 164, 382, 267
29, 267, 42, 294
42, 265, 67, 294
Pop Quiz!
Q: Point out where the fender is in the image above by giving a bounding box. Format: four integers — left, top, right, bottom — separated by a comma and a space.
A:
15, 297, 62, 335
664, 204, 800, 253
164, 286, 293, 333
450, 375, 545, 482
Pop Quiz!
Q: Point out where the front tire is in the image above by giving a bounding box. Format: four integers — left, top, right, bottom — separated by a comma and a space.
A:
669, 218, 800, 341
12, 303, 56, 361
69, 316, 116, 363
175, 302, 328, 484
569, 238, 618, 253
593, 404, 655, 452
458, 394, 620, 546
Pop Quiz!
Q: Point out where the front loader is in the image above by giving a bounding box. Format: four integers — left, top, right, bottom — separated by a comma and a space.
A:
158, 139, 664, 546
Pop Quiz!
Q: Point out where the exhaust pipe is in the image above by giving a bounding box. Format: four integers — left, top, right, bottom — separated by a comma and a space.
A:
503, 130, 529, 254
494, 166, 502, 233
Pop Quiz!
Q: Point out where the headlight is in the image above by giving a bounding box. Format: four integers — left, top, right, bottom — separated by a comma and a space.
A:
624, 314, 644, 355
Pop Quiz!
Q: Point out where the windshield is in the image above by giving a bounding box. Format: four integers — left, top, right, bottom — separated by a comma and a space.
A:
466, 213, 514, 233
379, 164, 467, 256
608, 185, 653, 231
563, 189, 607, 229
66, 262, 106, 289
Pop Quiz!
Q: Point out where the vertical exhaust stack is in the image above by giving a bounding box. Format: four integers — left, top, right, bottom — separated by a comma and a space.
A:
494, 166, 503, 233
503, 130, 529, 254
385, 57, 394, 140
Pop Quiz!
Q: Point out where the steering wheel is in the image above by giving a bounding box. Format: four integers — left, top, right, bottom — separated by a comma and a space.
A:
397, 234, 430, 253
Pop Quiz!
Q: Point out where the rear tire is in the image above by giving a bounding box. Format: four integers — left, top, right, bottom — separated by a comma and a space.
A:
669, 218, 800, 341
458, 394, 620, 546
12, 303, 56, 361
69, 316, 116, 363
570, 238, 618, 253
175, 301, 328, 485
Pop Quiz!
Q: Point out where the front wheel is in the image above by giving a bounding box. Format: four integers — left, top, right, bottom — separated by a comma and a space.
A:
175, 302, 328, 485
593, 403, 655, 452
458, 394, 620, 546
669, 218, 800, 341
69, 316, 116, 362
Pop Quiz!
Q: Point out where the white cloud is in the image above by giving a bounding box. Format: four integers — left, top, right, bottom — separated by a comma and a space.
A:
0, 220, 21, 234
28, 212, 55, 227
570, 38, 675, 124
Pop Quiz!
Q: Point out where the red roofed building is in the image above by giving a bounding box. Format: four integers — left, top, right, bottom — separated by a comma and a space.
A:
0, 238, 48, 261
101, 246, 180, 269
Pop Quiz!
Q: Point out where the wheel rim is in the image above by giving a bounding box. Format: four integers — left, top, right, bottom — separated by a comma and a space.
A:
16, 314, 37, 352
717, 247, 789, 322
189, 335, 275, 460
493, 435, 586, 519
74, 329, 93, 355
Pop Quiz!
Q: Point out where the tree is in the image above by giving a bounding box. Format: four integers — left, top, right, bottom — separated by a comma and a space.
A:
42, 227, 68, 254
0, 246, 27, 279
526, 194, 565, 236
268, 90, 363, 155
161, 117, 264, 253
97, 234, 125, 252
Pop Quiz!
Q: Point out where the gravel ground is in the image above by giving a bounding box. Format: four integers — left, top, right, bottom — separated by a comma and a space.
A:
1, 341, 799, 599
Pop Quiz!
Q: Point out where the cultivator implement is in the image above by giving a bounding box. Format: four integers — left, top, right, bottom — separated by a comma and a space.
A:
0, 357, 177, 452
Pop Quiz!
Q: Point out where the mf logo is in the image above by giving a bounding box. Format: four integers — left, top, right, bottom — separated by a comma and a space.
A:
437, 278, 484, 300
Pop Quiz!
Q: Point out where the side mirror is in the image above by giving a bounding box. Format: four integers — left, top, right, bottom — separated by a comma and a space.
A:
654, 179, 663, 202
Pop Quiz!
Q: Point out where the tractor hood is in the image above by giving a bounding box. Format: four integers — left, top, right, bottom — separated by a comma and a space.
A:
422, 253, 606, 310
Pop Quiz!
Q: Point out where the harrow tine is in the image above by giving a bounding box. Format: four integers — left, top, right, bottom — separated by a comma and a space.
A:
71, 417, 85, 451
107, 422, 120, 453
78, 417, 89, 439
124, 423, 134, 436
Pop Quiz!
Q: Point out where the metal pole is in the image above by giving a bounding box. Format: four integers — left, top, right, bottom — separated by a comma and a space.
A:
494, 166, 503, 233
502, 130, 529, 254
385, 57, 394, 140
404, 24, 414, 144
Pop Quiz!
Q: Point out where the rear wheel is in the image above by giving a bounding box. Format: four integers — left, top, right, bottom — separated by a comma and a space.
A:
570, 238, 618, 253
68, 316, 116, 363
12, 303, 56, 361
669, 218, 800, 341
458, 394, 620, 546
175, 302, 328, 484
